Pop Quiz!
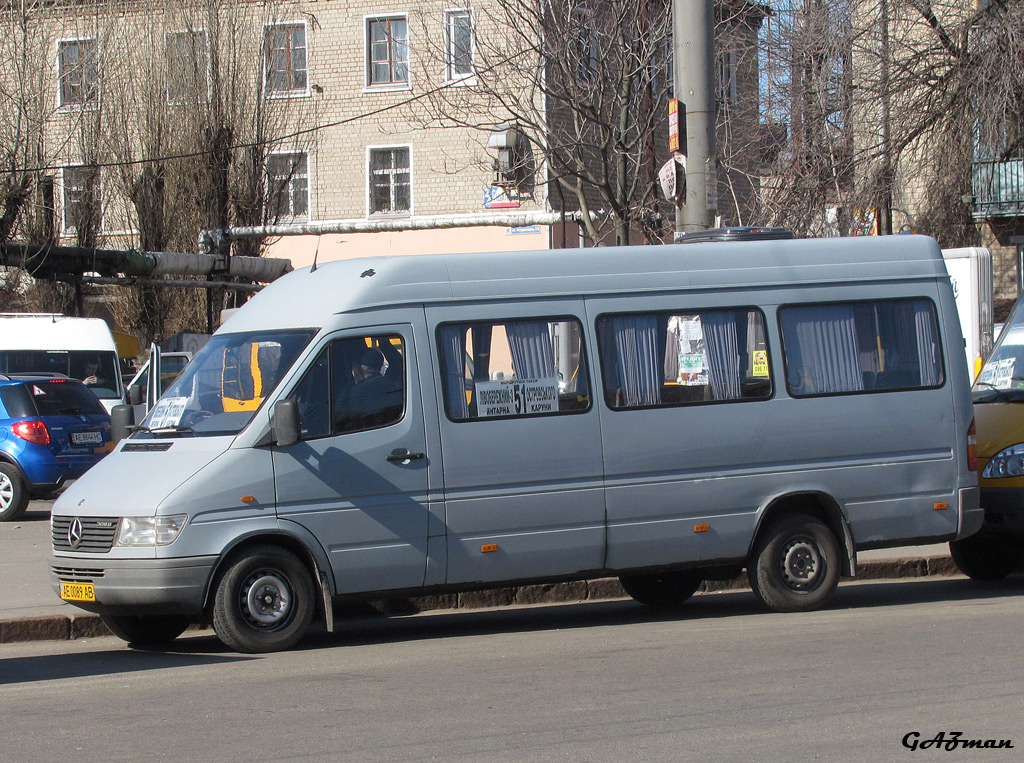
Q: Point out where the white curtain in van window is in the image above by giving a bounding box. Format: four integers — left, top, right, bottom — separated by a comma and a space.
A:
702, 311, 741, 400
611, 315, 661, 406
506, 321, 556, 380
782, 305, 864, 394
439, 325, 470, 419
914, 302, 941, 386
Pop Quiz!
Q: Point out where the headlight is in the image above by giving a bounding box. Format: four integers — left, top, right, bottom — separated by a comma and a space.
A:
115, 515, 188, 547
982, 444, 1024, 479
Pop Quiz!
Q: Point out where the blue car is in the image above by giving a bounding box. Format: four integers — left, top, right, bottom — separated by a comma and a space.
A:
0, 374, 112, 521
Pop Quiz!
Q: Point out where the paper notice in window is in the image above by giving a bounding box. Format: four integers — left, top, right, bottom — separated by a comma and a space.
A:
147, 397, 189, 429
475, 378, 559, 418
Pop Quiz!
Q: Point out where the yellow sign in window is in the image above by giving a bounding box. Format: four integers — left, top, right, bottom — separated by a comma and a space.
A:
752, 350, 769, 378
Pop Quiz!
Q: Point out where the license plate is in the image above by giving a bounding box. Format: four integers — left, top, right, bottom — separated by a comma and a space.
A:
60, 582, 96, 602
71, 431, 103, 446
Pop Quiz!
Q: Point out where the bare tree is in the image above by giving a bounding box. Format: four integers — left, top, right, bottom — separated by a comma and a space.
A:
413, 0, 674, 246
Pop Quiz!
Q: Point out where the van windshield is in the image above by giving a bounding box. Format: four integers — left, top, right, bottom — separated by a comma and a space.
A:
974, 301, 1024, 403
137, 329, 315, 437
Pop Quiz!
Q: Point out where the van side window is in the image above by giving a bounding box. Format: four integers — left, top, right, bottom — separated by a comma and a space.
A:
290, 334, 405, 438
780, 298, 943, 396
597, 308, 772, 409
437, 318, 590, 421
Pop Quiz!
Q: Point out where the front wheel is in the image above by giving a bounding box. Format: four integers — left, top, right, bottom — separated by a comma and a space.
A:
212, 546, 315, 654
619, 570, 703, 609
101, 614, 190, 646
748, 513, 841, 613
950, 536, 1023, 581
0, 463, 28, 522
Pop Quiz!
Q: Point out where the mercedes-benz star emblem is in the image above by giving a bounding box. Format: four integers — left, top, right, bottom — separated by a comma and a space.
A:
68, 518, 83, 549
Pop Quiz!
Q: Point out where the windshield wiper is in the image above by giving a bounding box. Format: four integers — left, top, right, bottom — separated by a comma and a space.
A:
130, 424, 197, 437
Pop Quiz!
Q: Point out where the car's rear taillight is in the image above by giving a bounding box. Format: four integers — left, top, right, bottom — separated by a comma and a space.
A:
967, 417, 978, 473
12, 420, 51, 446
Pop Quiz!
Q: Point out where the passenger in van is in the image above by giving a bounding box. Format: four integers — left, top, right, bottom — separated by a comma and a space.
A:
80, 356, 112, 389
337, 348, 402, 430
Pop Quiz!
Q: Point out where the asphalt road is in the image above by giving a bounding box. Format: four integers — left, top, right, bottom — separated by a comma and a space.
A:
2, 575, 1022, 762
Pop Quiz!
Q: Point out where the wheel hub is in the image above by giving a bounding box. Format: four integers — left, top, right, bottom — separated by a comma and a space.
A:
0, 475, 12, 509
779, 538, 821, 589
243, 572, 291, 626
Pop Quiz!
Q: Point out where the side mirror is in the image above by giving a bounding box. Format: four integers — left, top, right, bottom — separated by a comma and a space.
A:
272, 399, 300, 447
128, 385, 143, 406
110, 404, 136, 445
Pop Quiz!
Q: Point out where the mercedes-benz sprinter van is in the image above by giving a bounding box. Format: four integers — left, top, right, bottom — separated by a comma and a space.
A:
49, 236, 981, 652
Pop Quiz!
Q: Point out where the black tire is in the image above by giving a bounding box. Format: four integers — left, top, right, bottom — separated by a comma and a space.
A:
101, 614, 190, 646
0, 463, 29, 522
950, 536, 1024, 581
619, 570, 703, 609
212, 546, 315, 654
748, 513, 841, 612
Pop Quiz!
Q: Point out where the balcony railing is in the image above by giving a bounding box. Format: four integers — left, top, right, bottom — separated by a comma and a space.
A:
972, 159, 1024, 218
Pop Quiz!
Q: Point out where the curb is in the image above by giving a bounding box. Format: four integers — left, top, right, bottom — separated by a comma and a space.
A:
1, 557, 960, 645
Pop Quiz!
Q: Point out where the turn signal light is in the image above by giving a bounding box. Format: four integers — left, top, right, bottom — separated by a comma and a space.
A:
967, 417, 978, 472
12, 420, 50, 446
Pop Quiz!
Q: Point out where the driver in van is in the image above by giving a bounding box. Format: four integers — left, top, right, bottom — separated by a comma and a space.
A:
80, 356, 108, 388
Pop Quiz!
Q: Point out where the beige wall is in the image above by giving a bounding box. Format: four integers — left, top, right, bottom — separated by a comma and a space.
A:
267, 223, 551, 268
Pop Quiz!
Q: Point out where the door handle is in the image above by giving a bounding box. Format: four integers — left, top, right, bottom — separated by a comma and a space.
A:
386, 448, 425, 463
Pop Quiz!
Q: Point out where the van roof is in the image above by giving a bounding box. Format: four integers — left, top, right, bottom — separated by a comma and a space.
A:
0, 315, 117, 351
222, 235, 949, 333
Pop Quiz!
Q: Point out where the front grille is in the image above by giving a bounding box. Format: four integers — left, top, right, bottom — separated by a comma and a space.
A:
51, 566, 106, 582
51, 516, 120, 553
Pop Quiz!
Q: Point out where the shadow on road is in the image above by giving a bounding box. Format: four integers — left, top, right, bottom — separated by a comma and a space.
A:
0, 644, 251, 685
4, 575, 1022, 677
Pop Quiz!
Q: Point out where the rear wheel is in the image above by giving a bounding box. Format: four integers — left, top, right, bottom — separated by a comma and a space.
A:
748, 513, 841, 612
101, 614, 190, 646
950, 536, 1024, 581
619, 570, 703, 609
212, 546, 315, 654
0, 464, 28, 522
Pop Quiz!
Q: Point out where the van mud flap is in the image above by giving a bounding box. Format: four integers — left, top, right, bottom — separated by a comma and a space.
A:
319, 570, 334, 633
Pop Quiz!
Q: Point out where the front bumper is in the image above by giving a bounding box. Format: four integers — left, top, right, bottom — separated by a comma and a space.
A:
976, 486, 1024, 538
48, 554, 218, 616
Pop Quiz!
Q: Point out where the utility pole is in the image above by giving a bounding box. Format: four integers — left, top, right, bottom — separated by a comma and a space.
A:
674, 0, 717, 234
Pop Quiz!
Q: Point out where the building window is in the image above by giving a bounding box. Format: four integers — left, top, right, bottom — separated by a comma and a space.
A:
445, 10, 474, 81
166, 30, 209, 104
62, 166, 101, 234
718, 49, 737, 105
367, 16, 408, 87
265, 23, 308, 95
368, 147, 411, 215
569, 9, 596, 84
58, 39, 98, 107
267, 152, 309, 221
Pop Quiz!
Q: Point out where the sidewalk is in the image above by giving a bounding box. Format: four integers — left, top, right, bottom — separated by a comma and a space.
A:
0, 504, 961, 645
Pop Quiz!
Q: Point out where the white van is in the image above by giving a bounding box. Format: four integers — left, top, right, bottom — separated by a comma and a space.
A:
0, 314, 124, 413
48, 236, 981, 653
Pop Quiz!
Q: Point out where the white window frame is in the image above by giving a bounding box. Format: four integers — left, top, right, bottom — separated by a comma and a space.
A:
366, 145, 413, 218
444, 9, 475, 84
165, 28, 211, 105
266, 150, 311, 223
60, 165, 103, 236
56, 37, 99, 109
364, 14, 411, 91
264, 21, 310, 98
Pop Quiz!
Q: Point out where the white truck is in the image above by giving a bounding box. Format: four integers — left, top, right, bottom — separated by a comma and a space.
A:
0, 314, 124, 413
941, 247, 994, 380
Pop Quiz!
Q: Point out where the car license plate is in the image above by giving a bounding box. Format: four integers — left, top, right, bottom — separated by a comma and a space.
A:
71, 431, 103, 446
60, 582, 96, 602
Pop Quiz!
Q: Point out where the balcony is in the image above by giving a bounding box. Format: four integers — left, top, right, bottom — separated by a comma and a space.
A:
972, 159, 1024, 219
